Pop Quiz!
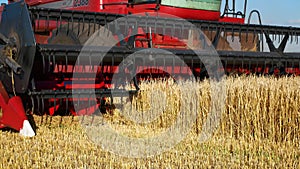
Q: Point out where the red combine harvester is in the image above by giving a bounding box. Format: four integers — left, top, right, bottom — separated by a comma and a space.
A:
0, 0, 300, 136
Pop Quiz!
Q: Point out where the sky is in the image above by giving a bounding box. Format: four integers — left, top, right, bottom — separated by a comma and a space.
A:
0, 0, 299, 27
239, 0, 300, 27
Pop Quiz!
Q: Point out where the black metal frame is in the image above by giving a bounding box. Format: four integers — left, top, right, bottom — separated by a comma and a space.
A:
0, 1, 36, 94
222, 0, 248, 18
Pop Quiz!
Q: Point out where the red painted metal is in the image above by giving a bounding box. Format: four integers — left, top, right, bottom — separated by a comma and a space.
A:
0, 82, 27, 131
25, 0, 60, 6
0, 4, 4, 23
219, 16, 245, 24
29, 0, 244, 45
24, 0, 240, 23
128, 4, 221, 21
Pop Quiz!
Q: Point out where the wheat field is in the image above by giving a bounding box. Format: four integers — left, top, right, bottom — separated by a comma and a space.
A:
0, 76, 299, 168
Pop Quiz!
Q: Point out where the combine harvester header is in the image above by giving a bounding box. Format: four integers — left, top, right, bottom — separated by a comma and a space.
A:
0, 0, 300, 136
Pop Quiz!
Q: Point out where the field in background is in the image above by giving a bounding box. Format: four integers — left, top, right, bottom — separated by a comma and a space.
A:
0, 76, 299, 168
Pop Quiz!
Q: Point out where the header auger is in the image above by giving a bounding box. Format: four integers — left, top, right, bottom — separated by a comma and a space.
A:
0, 0, 300, 136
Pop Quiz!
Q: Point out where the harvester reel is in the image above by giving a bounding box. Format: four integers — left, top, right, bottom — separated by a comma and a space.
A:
48, 27, 81, 45
48, 23, 92, 45
48, 23, 116, 46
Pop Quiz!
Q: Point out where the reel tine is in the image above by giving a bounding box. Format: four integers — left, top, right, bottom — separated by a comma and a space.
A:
66, 95, 69, 116
30, 95, 35, 115
46, 10, 50, 32
93, 14, 97, 34
88, 95, 93, 125
231, 26, 234, 42
246, 26, 249, 43
290, 32, 294, 44
41, 94, 46, 124
239, 25, 242, 42
53, 93, 57, 116
59, 115, 63, 126
248, 60, 251, 74
71, 11, 74, 35
64, 51, 68, 72
35, 11, 40, 31
66, 13, 70, 36
59, 10, 63, 32
82, 13, 86, 36
36, 94, 41, 115
45, 98, 49, 126
172, 55, 175, 76
40, 48, 46, 74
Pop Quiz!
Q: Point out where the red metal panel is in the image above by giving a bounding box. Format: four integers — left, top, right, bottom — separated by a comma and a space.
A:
128, 4, 221, 21
0, 82, 27, 131
219, 17, 245, 24
25, 0, 60, 6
